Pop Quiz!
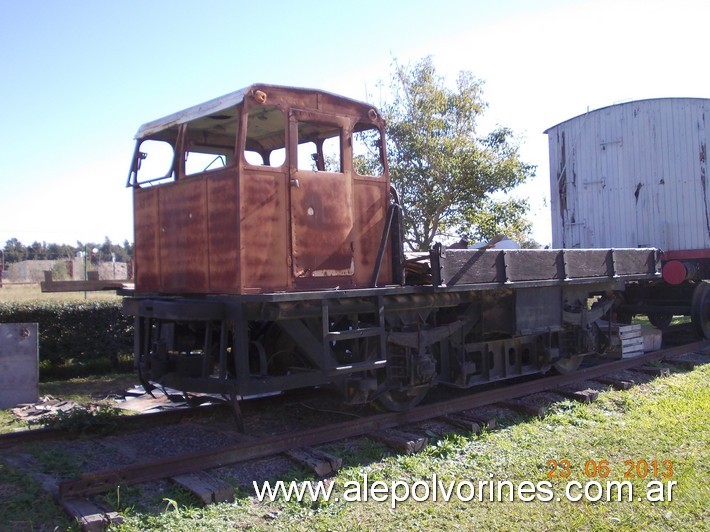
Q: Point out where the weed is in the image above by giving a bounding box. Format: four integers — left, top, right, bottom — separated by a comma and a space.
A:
33, 403, 123, 435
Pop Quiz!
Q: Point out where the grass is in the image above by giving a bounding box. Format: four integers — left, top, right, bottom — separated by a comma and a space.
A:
0, 366, 707, 529
0, 373, 138, 435
103, 364, 706, 530
0, 282, 121, 302
633, 315, 689, 327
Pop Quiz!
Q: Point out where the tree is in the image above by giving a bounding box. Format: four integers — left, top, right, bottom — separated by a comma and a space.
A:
379, 57, 535, 251
3, 238, 28, 263
27, 241, 48, 260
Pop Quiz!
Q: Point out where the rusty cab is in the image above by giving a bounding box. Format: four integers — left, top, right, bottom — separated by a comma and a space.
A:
126, 84, 395, 296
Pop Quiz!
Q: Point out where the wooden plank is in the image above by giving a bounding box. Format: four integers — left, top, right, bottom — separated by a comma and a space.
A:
440, 249, 504, 286
622, 337, 644, 348
372, 429, 428, 454
563, 249, 612, 278
60, 498, 123, 531
555, 388, 599, 404
504, 249, 564, 282
171, 471, 234, 504
596, 377, 635, 390
460, 413, 497, 430
285, 448, 343, 477
613, 249, 658, 276
442, 413, 483, 433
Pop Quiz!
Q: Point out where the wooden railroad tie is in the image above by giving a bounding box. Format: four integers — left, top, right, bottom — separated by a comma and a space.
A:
595, 377, 635, 390
171, 471, 235, 505
442, 411, 497, 432
372, 428, 428, 454
285, 447, 343, 477
60, 498, 124, 532
442, 412, 483, 433
554, 388, 600, 404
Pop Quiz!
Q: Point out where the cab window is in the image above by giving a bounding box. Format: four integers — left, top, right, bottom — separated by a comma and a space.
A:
244, 105, 286, 167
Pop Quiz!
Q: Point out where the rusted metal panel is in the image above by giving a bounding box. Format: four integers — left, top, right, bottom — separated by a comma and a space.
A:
133, 187, 161, 292
290, 172, 354, 283
546, 98, 710, 251
353, 179, 392, 286
207, 172, 240, 293
240, 170, 289, 292
158, 179, 209, 292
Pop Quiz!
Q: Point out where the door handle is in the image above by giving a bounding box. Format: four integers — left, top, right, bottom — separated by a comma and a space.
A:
290, 179, 300, 188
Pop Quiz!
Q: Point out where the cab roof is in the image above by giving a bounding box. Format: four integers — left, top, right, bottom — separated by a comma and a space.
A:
135, 83, 377, 140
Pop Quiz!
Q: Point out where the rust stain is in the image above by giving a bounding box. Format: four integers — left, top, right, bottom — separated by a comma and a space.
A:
558, 131, 567, 247
700, 139, 710, 239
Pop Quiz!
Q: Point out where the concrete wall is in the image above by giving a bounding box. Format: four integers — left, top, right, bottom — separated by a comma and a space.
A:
7, 259, 129, 282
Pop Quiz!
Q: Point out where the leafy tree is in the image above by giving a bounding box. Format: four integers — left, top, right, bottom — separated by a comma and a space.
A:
27, 241, 48, 260
2, 238, 133, 265
3, 238, 28, 263
379, 57, 535, 250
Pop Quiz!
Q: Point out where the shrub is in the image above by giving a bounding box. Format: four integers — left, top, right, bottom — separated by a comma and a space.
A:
0, 300, 133, 376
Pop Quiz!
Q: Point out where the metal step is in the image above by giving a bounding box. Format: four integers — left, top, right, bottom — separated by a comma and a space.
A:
328, 359, 387, 376
324, 327, 384, 341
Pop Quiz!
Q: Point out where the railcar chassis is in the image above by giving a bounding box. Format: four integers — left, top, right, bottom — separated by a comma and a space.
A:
124, 247, 662, 412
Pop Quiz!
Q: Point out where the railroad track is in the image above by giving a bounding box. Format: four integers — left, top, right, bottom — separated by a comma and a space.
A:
56, 339, 709, 500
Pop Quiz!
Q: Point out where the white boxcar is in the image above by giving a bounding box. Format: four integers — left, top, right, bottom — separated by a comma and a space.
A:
546, 98, 710, 254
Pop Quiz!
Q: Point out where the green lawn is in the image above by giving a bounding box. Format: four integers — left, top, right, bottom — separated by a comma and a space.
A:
1, 364, 707, 531
119, 363, 707, 530
0, 283, 120, 302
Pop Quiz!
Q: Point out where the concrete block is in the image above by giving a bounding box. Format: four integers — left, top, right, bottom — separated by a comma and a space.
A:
0, 323, 39, 409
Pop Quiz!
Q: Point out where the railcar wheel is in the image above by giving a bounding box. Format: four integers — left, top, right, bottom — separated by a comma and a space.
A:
376, 387, 429, 412
553, 355, 583, 374
691, 281, 710, 339
648, 312, 673, 330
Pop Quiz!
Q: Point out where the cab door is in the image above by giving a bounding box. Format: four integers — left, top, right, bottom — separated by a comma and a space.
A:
288, 109, 354, 286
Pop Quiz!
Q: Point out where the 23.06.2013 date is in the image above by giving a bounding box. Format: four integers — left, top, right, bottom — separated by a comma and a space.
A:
547, 459, 673, 479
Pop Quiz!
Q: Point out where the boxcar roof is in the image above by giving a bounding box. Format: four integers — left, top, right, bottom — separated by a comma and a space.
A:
543, 97, 710, 134
135, 83, 376, 140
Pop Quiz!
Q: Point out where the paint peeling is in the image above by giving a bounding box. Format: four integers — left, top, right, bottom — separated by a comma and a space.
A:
699, 140, 710, 239
634, 182, 643, 203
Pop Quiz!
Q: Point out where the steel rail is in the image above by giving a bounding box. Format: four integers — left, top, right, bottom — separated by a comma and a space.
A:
57, 340, 708, 499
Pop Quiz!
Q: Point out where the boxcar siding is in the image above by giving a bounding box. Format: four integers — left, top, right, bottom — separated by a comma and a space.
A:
547, 98, 710, 252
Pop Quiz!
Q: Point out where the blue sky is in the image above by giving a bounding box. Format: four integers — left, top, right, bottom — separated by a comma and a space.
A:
1, 0, 708, 247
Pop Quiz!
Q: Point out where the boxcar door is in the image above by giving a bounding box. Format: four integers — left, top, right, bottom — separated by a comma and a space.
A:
289, 109, 354, 286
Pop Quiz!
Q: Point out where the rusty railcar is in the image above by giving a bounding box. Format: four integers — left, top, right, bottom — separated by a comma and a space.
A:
124, 85, 667, 412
